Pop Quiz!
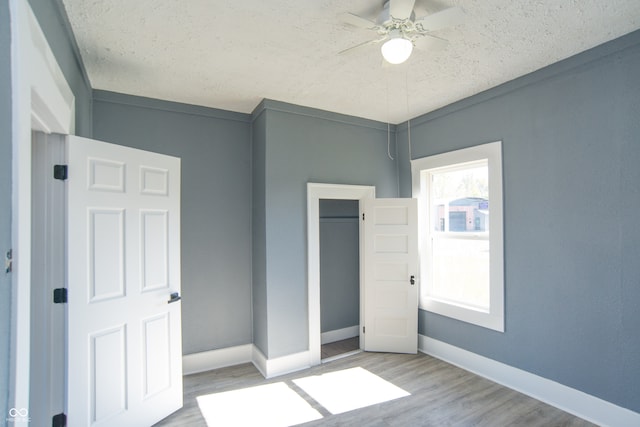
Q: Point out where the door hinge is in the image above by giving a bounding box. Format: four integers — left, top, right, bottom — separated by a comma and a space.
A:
363, 326, 365, 333
53, 288, 67, 304
362, 213, 365, 221
53, 164, 68, 181
52, 412, 67, 427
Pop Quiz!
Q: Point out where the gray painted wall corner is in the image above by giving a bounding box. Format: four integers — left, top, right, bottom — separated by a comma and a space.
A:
251, 109, 268, 356
259, 104, 399, 358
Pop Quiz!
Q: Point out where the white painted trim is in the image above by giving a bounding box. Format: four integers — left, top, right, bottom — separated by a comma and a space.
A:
251, 346, 311, 379
306, 183, 376, 367
251, 346, 268, 378
412, 141, 504, 332
24, 2, 75, 135
10, 0, 76, 413
10, 0, 31, 414
263, 350, 312, 379
419, 335, 640, 427
185, 342, 348, 379
29, 134, 67, 425
182, 344, 253, 375
321, 325, 359, 345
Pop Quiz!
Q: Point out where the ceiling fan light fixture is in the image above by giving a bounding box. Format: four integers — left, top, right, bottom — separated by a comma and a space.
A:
381, 32, 413, 64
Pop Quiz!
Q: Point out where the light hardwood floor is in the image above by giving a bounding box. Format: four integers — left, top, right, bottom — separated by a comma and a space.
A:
321, 337, 360, 360
154, 351, 595, 427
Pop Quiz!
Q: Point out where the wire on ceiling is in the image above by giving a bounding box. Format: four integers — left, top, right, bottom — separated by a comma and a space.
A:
385, 67, 395, 161
387, 122, 394, 160
405, 67, 412, 161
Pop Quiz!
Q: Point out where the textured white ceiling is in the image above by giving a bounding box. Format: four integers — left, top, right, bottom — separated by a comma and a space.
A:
61, 0, 640, 123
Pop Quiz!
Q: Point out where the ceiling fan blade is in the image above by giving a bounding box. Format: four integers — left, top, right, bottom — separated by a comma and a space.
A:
389, 0, 416, 20
414, 7, 464, 32
340, 12, 378, 29
413, 34, 448, 51
338, 37, 385, 55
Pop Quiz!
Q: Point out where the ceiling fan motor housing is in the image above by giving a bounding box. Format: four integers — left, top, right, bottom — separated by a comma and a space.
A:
379, 0, 416, 26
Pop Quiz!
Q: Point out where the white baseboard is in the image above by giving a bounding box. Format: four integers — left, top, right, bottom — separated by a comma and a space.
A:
185, 344, 312, 379
321, 325, 359, 345
256, 348, 312, 379
418, 335, 640, 427
251, 346, 268, 378
182, 344, 253, 375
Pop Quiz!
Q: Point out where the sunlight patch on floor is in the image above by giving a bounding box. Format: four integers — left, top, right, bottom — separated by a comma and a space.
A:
293, 367, 410, 415
196, 382, 322, 427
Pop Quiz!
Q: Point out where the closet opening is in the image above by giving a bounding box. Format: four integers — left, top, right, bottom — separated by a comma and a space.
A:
319, 199, 361, 361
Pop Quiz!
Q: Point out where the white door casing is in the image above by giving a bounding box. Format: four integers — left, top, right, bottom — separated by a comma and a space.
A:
30, 132, 66, 427
66, 135, 182, 426
363, 198, 419, 354
306, 183, 375, 366
12, 1, 77, 413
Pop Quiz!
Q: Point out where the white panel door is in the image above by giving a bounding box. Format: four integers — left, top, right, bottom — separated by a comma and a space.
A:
363, 198, 418, 354
67, 135, 182, 427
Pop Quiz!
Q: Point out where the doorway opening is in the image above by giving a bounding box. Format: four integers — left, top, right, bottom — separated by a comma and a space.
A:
30, 132, 66, 426
306, 183, 375, 366
319, 199, 360, 362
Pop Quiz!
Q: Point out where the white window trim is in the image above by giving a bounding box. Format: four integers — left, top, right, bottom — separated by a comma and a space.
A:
412, 141, 504, 332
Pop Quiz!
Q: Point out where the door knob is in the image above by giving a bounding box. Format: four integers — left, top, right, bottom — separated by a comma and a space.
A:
168, 292, 181, 304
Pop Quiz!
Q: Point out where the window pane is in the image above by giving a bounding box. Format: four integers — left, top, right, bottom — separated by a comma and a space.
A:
430, 237, 490, 311
432, 165, 488, 232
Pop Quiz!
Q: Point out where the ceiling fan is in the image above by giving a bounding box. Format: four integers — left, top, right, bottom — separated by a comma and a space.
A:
340, 0, 464, 64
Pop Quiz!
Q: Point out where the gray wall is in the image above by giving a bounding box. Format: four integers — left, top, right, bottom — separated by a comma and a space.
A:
397, 30, 640, 413
93, 91, 253, 354
254, 100, 399, 358
319, 199, 359, 218
1, 0, 12, 418
320, 200, 359, 333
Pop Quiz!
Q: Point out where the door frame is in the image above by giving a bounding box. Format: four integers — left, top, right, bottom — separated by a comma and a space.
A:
306, 183, 375, 366
30, 133, 67, 426
11, 0, 76, 413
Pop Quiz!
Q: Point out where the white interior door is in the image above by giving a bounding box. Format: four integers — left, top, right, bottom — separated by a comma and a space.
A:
66, 135, 182, 426
363, 198, 418, 354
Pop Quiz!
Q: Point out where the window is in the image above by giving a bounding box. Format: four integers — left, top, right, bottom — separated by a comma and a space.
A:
412, 141, 504, 332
